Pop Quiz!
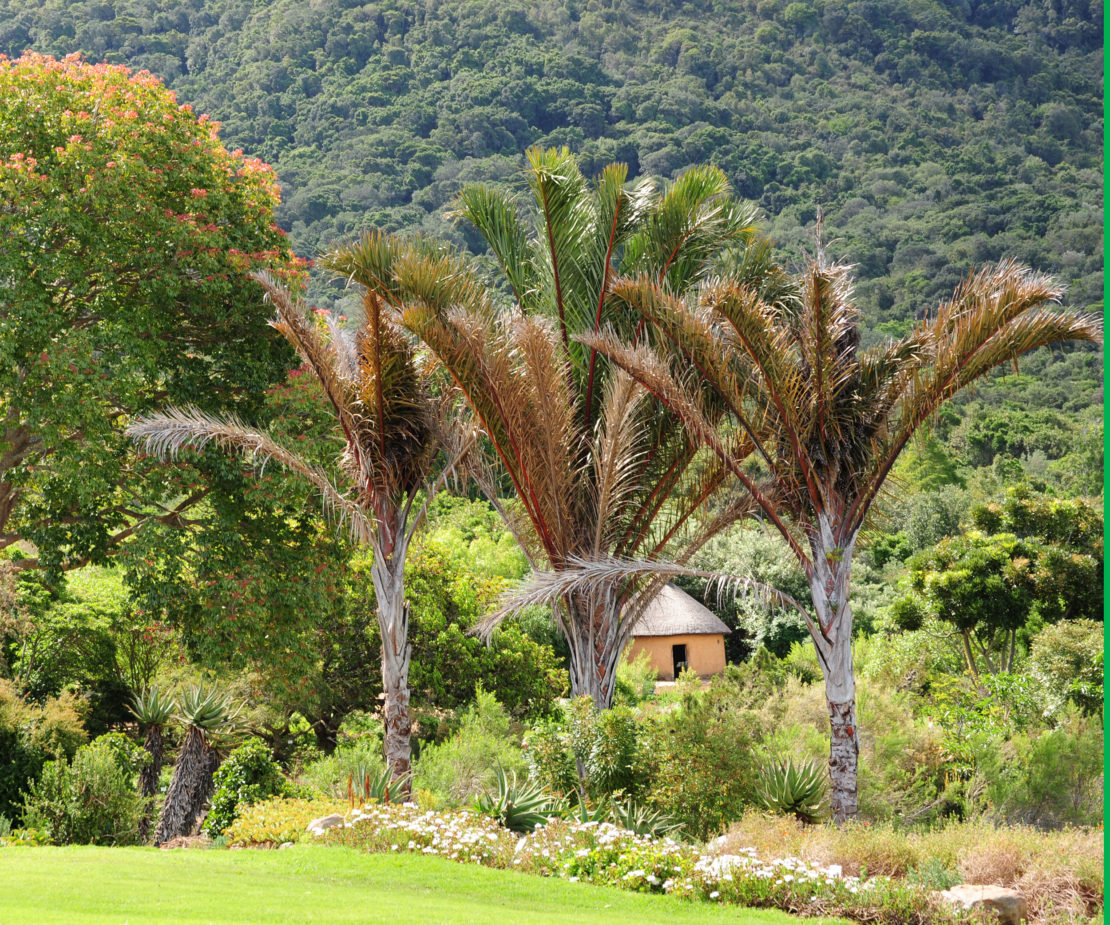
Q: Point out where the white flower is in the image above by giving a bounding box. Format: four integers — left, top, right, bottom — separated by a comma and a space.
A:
709, 891, 720, 899
827, 864, 843, 877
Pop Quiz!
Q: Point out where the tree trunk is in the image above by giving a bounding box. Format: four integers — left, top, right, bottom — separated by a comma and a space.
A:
563, 590, 627, 710
807, 523, 860, 824
152, 726, 219, 844
371, 534, 412, 799
137, 724, 164, 843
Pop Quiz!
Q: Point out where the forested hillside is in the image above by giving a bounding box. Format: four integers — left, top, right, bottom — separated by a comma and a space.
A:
1, 0, 1101, 323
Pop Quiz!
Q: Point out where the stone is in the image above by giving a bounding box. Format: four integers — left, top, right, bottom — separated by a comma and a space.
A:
278, 841, 295, 849
935, 885, 1028, 925
306, 813, 346, 836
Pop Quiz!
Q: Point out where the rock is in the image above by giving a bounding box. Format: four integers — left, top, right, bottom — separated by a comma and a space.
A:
935, 885, 1028, 925
278, 841, 295, 849
306, 813, 346, 836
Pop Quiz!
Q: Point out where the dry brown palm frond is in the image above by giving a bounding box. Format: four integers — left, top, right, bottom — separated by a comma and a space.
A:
127, 407, 374, 543
475, 554, 807, 639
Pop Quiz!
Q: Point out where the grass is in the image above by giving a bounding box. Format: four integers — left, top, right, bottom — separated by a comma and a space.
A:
720, 814, 1103, 925
0, 845, 849, 925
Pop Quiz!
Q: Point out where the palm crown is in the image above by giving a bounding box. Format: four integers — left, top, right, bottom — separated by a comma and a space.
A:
331, 147, 767, 706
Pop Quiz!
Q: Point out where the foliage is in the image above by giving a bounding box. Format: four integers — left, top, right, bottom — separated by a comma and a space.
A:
0, 52, 296, 579
8, 0, 1099, 362
972, 708, 1103, 828
756, 758, 829, 824
203, 740, 295, 837
414, 688, 527, 806
613, 650, 656, 705
1028, 619, 1103, 717
0, 679, 86, 824
20, 736, 147, 845
298, 741, 385, 802
636, 682, 759, 839
222, 795, 346, 847
471, 765, 561, 833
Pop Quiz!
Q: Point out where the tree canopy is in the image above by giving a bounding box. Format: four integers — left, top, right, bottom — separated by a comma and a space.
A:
0, 52, 297, 578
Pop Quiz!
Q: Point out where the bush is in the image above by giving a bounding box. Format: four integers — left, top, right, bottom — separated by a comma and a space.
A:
223, 796, 346, 847
203, 740, 297, 837
298, 740, 385, 800
0, 680, 86, 823
414, 687, 526, 805
1028, 619, 1103, 718
20, 737, 146, 845
637, 681, 759, 838
973, 708, 1103, 827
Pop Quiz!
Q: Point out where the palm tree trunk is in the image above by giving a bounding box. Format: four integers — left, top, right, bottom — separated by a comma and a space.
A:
807, 528, 860, 824
152, 726, 217, 844
371, 536, 412, 798
137, 724, 164, 843
563, 591, 625, 710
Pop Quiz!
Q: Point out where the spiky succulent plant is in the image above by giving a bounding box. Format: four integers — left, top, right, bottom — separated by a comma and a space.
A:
472, 766, 561, 833
757, 758, 829, 825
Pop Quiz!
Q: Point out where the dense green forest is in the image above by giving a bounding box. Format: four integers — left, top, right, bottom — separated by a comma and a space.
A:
0, 0, 1102, 327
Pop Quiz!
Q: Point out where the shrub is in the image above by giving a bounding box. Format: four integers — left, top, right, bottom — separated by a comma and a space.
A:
414, 687, 526, 806
298, 740, 385, 800
637, 682, 759, 838
1028, 619, 1103, 718
20, 737, 146, 845
0, 680, 87, 823
973, 708, 1103, 827
202, 740, 297, 837
223, 796, 346, 847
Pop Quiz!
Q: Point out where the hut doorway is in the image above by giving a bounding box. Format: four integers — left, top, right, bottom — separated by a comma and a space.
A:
671, 643, 688, 678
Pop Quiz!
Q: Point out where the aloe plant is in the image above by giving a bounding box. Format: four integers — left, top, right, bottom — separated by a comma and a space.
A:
152, 687, 242, 844
130, 687, 175, 842
472, 766, 561, 833
609, 798, 684, 838
757, 758, 829, 825
346, 762, 409, 806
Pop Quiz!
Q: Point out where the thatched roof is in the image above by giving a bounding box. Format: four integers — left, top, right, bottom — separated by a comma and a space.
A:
629, 584, 731, 637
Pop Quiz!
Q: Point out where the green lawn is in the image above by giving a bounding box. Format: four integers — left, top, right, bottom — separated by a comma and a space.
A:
0, 845, 848, 925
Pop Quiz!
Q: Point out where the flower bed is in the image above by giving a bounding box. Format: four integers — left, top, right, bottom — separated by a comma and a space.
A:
295, 802, 979, 924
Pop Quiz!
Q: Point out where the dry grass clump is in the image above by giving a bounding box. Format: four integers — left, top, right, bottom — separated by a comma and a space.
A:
718, 814, 1102, 924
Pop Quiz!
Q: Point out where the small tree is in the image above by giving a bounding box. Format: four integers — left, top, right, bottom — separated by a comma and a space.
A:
130, 688, 174, 842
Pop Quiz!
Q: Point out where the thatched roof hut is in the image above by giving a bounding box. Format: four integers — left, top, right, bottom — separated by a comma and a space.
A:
628, 585, 730, 680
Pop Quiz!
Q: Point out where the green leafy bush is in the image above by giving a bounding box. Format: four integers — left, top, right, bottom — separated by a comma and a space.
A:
1029, 619, 1103, 718
203, 740, 298, 837
974, 708, 1103, 827
414, 687, 526, 805
0, 680, 87, 824
637, 682, 759, 839
298, 740, 384, 800
20, 737, 146, 845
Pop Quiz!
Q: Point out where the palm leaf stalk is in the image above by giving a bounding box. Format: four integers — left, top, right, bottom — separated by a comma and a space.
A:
130, 687, 174, 843
129, 275, 475, 795
330, 147, 767, 710
586, 252, 1101, 822
152, 686, 240, 844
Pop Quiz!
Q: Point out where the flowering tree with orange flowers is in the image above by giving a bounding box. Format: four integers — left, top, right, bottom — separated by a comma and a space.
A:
0, 53, 299, 579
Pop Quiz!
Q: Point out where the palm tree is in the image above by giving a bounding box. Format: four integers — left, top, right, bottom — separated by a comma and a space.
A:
330, 148, 765, 709
586, 254, 1100, 820
130, 687, 174, 843
152, 686, 239, 844
129, 274, 473, 791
